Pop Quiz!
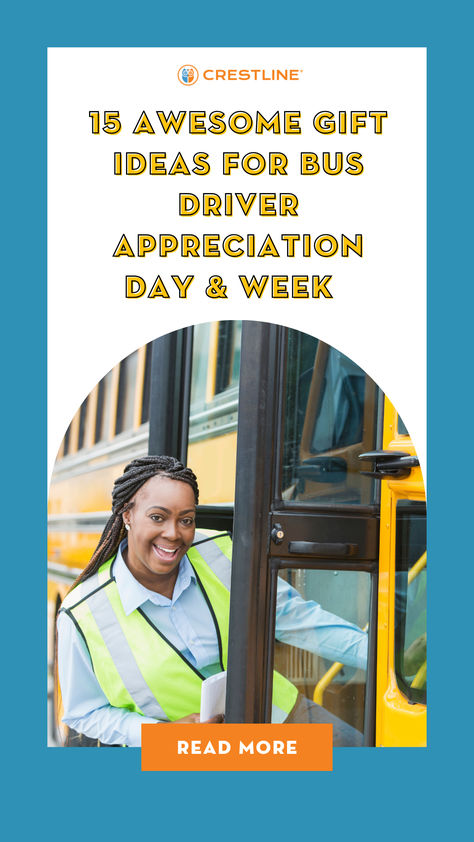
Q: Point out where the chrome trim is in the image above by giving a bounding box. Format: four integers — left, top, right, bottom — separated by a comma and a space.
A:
51, 428, 149, 480
190, 396, 238, 425
48, 512, 109, 532
189, 417, 238, 443
51, 393, 239, 481
47, 563, 82, 585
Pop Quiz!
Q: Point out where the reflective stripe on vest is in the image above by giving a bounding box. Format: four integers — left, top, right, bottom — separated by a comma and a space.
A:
61, 532, 297, 722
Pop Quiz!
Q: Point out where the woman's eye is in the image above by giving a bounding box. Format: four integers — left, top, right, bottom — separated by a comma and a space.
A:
181, 518, 194, 526
150, 514, 164, 522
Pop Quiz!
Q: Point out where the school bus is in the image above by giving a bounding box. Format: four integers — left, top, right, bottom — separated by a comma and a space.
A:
48, 320, 426, 747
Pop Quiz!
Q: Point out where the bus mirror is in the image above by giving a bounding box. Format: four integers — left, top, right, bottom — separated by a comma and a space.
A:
295, 457, 347, 486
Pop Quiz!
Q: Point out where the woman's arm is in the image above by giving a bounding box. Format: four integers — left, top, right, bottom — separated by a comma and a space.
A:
275, 578, 368, 670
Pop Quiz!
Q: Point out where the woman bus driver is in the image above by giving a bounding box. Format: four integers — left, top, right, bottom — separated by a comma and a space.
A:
57, 455, 368, 747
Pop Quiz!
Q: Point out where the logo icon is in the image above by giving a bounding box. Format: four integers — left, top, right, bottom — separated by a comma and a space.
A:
178, 65, 199, 85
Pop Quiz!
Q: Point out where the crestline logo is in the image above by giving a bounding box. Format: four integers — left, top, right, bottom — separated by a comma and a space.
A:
178, 65, 199, 85
177, 66, 302, 84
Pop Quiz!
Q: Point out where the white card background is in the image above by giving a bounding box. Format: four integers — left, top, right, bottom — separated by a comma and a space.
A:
48, 47, 426, 479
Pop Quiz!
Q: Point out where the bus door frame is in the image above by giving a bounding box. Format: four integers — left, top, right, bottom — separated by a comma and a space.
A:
148, 327, 194, 459
226, 321, 380, 744
147, 325, 234, 533
375, 399, 427, 746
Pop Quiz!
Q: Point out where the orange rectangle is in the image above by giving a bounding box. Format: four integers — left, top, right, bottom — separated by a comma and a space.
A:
141, 723, 332, 771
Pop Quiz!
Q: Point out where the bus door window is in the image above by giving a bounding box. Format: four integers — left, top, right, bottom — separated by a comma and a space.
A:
394, 501, 427, 704
187, 322, 241, 507
282, 332, 378, 505
271, 567, 371, 738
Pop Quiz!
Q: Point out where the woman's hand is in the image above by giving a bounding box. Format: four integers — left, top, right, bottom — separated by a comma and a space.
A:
172, 713, 224, 724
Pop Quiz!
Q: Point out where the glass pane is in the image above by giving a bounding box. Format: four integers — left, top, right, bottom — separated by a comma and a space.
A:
215, 322, 234, 394
214, 320, 241, 395
115, 350, 139, 434
62, 422, 71, 456
397, 415, 409, 436
187, 322, 241, 505
77, 397, 89, 451
282, 331, 379, 505
94, 370, 113, 443
230, 322, 242, 385
272, 567, 370, 745
190, 323, 212, 412
395, 501, 427, 704
141, 343, 153, 424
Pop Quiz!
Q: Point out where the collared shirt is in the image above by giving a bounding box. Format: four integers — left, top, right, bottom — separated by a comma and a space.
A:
57, 540, 367, 746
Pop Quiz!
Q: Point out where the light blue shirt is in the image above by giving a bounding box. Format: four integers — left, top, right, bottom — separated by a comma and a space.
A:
57, 540, 367, 746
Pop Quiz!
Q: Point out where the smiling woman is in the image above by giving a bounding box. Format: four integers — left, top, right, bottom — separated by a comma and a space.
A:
56, 455, 228, 746
57, 452, 369, 748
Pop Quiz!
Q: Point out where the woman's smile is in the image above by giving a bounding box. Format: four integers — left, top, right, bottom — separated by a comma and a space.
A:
152, 543, 185, 563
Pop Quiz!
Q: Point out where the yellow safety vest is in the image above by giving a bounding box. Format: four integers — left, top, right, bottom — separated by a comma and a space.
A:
60, 531, 298, 725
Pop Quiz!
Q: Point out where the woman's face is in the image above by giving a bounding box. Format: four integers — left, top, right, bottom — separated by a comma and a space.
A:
123, 475, 196, 590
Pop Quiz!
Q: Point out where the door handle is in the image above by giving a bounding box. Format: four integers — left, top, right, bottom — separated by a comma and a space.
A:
288, 541, 359, 557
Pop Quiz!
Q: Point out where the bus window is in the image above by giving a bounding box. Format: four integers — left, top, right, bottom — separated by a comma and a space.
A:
394, 500, 427, 704
62, 422, 71, 456
282, 330, 379, 505
77, 397, 89, 451
190, 323, 212, 411
397, 415, 409, 436
187, 322, 241, 506
229, 323, 241, 388
141, 343, 153, 424
215, 321, 241, 395
115, 350, 139, 435
93, 369, 114, 444
271, 567, 370, 740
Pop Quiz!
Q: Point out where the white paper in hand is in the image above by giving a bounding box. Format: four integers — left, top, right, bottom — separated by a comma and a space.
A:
200, 670, 227, 722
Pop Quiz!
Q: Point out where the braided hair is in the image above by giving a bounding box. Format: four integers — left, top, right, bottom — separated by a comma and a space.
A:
71, 455, 199, 589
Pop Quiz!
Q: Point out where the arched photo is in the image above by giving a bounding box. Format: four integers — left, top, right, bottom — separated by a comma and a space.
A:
48, 321, 426, 747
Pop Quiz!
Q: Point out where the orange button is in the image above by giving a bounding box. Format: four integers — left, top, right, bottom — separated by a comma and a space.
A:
141, 723, 332, 771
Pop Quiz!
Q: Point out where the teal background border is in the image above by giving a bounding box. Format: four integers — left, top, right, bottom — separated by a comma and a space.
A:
3, 0, 470, 835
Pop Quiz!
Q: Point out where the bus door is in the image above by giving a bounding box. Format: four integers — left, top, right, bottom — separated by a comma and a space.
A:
226, 322, 382, 745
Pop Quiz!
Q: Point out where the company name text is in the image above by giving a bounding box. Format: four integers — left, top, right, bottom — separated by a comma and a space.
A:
202, 68, 301, 81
